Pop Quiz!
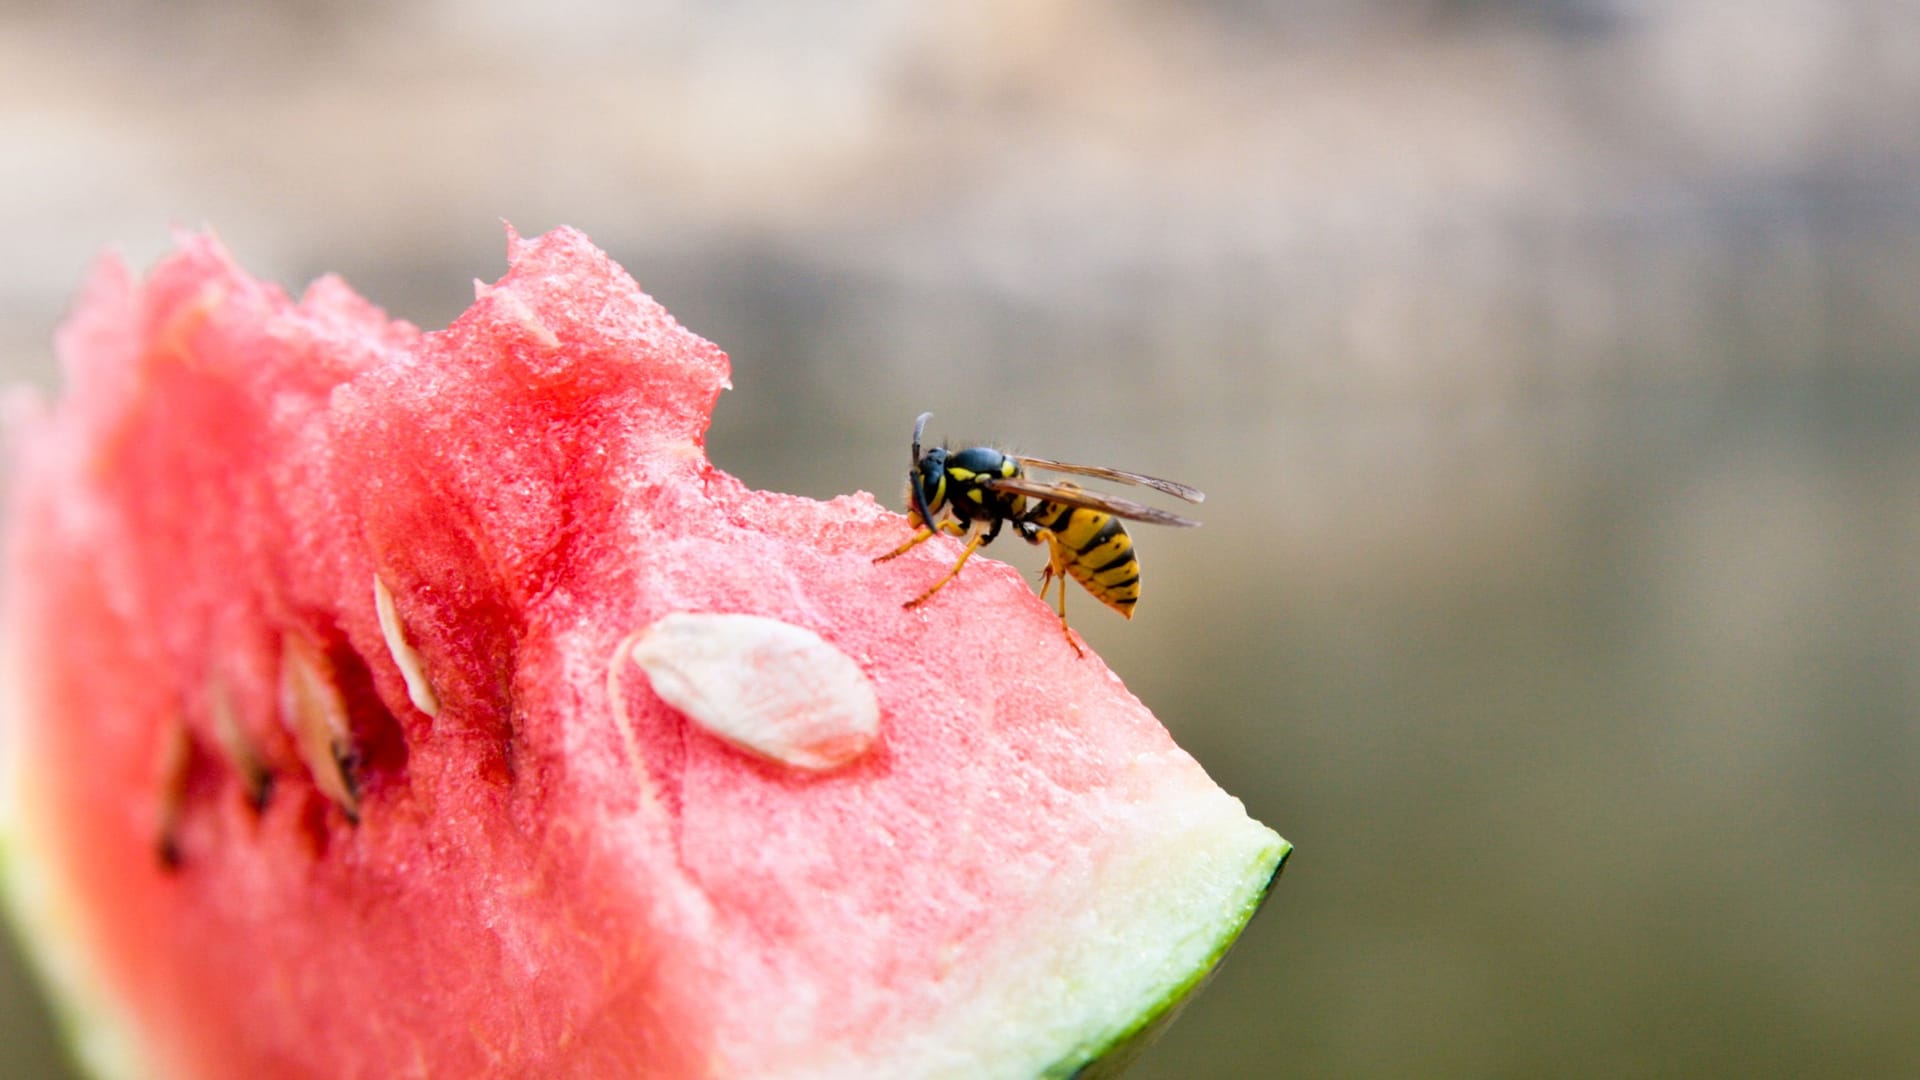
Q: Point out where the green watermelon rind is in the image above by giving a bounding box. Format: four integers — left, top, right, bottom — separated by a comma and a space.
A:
0, 790, 148, 1080
2, 632, 150, 1080
1050, 837, 1290, 1079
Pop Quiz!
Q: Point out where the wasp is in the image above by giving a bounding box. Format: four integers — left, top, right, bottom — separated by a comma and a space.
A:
874, 412, 1203, 655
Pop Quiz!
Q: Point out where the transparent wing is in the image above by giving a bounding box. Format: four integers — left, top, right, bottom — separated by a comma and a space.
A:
985, 476, 1202, 527
1016, 455, 1205, 503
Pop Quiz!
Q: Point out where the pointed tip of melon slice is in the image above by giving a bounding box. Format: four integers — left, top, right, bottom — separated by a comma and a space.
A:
793, 789, 1289, 1080
1066, 833, 1290, 1078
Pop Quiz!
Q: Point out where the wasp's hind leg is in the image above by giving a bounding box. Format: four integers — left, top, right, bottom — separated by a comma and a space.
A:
1039, 538, 1086, 658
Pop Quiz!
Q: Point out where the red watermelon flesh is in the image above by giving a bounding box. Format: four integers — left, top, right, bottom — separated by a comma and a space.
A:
0, 227, 1288, 1079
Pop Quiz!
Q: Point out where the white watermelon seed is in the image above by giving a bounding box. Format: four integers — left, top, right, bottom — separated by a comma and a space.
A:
626, 612, 880, 772
208, 679, 271, 811
374, 575, 441, 718
154, 720, 192, 869
280, 636, 361, 822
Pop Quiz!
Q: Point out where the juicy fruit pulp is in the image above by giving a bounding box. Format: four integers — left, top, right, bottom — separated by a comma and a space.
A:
0, 227, 1288, 1078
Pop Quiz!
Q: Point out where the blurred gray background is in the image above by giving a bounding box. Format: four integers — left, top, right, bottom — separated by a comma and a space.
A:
5, 1, 1920, 1077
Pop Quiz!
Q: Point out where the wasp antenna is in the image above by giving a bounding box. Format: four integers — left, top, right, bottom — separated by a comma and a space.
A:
911, 412, 933, 463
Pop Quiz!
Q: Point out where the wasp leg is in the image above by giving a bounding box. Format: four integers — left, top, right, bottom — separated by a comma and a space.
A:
875, 515, 970, 564
980, 514, 1006, 545
903, 530, 988, 609
1041, 538, 1086, 658
875, 526, 936, 564
156, 719, 192, 870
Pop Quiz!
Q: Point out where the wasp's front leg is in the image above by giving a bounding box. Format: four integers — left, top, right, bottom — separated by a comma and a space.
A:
875, 527, 935, 564
874, 514, 965, 564
903, 522, 990, 609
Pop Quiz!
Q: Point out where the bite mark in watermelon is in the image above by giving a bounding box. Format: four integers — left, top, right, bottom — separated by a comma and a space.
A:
0, 226, 1289, 1079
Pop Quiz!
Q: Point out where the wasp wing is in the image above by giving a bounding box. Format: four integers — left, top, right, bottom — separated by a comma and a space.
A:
985, 476, 1202, 527
1016, 456, 1205, 503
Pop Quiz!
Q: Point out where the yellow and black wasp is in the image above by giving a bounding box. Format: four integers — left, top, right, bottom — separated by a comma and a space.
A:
874, 412, 1203, 655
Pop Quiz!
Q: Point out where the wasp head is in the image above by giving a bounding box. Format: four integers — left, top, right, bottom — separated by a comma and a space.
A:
907, 445, 948, 528
901, 413, 947, 528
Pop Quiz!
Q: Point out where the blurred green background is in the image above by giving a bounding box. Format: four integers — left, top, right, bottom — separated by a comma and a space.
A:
5, 2, 1920, 1077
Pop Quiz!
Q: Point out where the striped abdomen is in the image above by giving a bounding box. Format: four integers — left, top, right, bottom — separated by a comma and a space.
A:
1025, 501, 1143, 617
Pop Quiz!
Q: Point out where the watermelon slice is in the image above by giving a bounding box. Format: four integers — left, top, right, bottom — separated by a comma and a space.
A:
0, 227, 1288, 1079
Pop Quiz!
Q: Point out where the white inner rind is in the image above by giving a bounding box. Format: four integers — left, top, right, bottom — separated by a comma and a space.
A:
735, 752, 1287, 1080
0, 639, 152, 1080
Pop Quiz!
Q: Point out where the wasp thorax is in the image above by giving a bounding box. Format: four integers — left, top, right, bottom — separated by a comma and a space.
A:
944, 446, 1015, 481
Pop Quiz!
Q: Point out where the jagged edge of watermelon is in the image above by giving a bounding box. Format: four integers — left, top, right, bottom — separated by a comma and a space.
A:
1051, 837, 1292, 1078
